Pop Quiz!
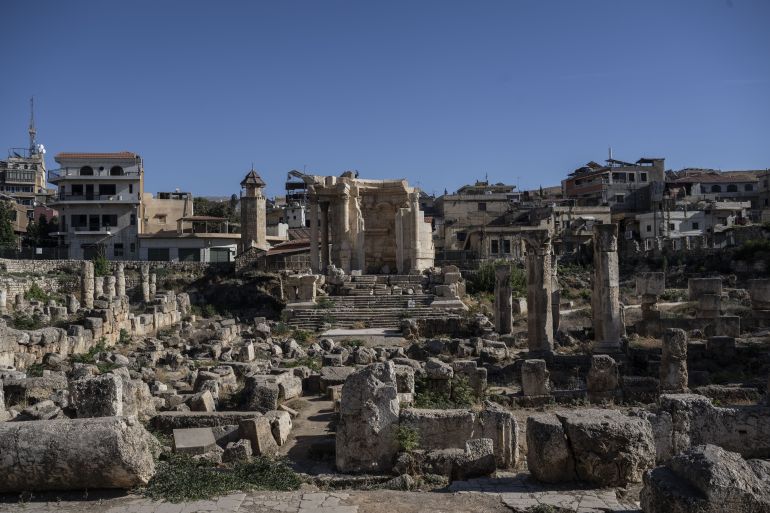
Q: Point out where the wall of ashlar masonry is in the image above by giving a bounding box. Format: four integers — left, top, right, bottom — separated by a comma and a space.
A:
0, 258, 231, 275
0, 291, 191, 370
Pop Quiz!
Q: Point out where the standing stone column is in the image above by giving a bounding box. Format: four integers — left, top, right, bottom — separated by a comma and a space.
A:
494, 264, 513, 335
521, 359, 550, 396
66, 293, 79, 314
94, 276, 104, 299
81, 261, 94, 309
115, 263, 126, 298
592, 224, 624, 352
551, 252, 560, 335
149, 273, 157, 297
0, 289, 6, 315
309, 193, 320, 273
523, 230, 554, 354
320, 202, 330, 272
661, 328, 688, 393
140, 263, 150, 303
105, 276, 116, 300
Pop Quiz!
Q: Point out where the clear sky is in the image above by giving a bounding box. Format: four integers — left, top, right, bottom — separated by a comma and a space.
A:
1, 0, 768, 199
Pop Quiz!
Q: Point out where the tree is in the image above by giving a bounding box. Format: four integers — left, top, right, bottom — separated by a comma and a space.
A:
0, 202, 18, 249
24, 214, 59, 247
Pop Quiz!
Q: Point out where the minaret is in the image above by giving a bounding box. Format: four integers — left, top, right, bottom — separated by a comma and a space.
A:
239, 167, 268, 252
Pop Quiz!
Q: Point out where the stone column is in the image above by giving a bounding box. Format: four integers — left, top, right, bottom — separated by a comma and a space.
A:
592, 224, 624, 352
587, 354, 619, 403
81, 261, 94, 309
66, 293, 79, 314
115, 263, 126, 297
149, 273, 157, 297
309, 193, 320, 273
105, 276, 116, 300
320, 202, 330, 272
494, 264, 513, 335
338, 188, 352, 273
0, 289, 6, 315
661, 328, 688, 393
551, 252, 560, 335
94, 276, 104, 299
523, 230, 554, 354
140, 263, 150, 303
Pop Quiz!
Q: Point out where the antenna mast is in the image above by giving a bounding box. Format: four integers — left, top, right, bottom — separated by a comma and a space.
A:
28, 97, 37, 154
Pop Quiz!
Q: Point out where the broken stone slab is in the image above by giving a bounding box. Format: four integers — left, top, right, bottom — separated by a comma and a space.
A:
239, 417, 279, 456
641, 444, 770, 513
0, 417, 157, 492
320, 366, 355, 392
173, 427, 217, 455
223, 439, 253, 463
526, 414, 576, 483
188, 390, 216, 412
242, 376, 280, 413
15, 399, 63, 421
2, 375, 68, 406
149, 411, 261, 434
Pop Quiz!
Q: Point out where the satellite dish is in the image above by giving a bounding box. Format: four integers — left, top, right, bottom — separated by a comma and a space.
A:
37, 144, 46, 154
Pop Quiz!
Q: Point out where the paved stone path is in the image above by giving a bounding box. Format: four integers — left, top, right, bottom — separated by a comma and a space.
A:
450, 475, 641, 512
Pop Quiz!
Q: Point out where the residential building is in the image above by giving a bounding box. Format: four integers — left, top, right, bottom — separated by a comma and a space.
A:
666, 168, 765, 220
759, 170, 770, 223
635, 201, 751, 242
0, 102, 48, 214
138, 216, 239, 262
142, 191, 193, 234
562, 157, 665, 212
50, 152, 143, 260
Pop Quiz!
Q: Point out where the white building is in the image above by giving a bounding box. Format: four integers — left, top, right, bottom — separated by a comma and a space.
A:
50, 152, 143, 260
635, 201, 751, 240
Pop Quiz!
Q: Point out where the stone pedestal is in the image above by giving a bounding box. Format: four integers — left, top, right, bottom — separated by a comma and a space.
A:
521, 359, 550, 396
105, 276, 116, 300
494, 264, 513, 335
81, 261, 94, 309
94, 277, 104, 299
523, 230, 554, 354
637, 272, 664, 337
592, 224, 624, 352
587, 354, 619, 403
688, 278, 722, 318
660, 329, 688, 393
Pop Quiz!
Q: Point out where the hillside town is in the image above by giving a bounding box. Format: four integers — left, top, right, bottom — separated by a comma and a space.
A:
0, 107, 769, 513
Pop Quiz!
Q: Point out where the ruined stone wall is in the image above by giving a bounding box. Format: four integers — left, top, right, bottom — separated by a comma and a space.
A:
0, 258, 231, 276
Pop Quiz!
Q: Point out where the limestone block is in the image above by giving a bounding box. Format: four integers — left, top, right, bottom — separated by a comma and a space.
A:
69, 374, 123, 418
749, 279, 770, 310
425, 357, 454, 380
557, 409, 655, 486
189, 390, 216, 412
586, 354, 619, 403
264, 410, 292, 445
527, 414, 576, 483
122, 378, 156, 421
223, 439, 253, 463
641, 444, 770, 513
336, 362, 400, 472
239, 416, 278, 456
173, 427, 216, 455
242, 377, 280, 413
661, 328, 688, 393
688, 278, 722, 299
521, 359, 550, 396
636, 272, 665, 297
0, 417, 157, 491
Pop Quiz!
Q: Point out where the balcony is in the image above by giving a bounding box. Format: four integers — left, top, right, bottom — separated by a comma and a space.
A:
48, 168, 141, 182
51, 193, 140, 204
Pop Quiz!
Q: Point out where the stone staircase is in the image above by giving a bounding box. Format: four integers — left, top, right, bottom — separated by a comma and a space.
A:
286, 293, 441, 330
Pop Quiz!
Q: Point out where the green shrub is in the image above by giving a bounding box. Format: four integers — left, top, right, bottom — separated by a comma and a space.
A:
467, 260, 526, 296
70, 340, 108, 365
292, 329, 311, 343
202, 304, 217, 318
26, 363, 44, 377
284, 356, 322, 371
12, 313, 44, 330
315, 297, 336, 309
92, 254, 110, 277
396, 426, 420, 453
24, 283, 50, 303
141, 454, 302, 503
273, 322, 291, 335
413, 375, 477, 409
340, 338, 364, 348
118, 328, 131, 345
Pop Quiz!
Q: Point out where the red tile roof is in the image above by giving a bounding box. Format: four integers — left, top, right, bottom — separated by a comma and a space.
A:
55, 152, 139, 161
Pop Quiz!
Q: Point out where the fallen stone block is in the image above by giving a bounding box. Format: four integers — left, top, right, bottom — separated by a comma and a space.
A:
223, 439, 253, 463
239, 417, 278, 456
0, 417, 157, 491
69, 373, 123, 418
264, 410, 292, 446
173, 427, 217, 455
526, 413, 576, 483
149, 411, 261, 433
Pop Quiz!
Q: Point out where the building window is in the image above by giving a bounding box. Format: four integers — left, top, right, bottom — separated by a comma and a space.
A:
456, 232, 467, 242
640, 173, 647, 182
80, 166, 93, 176
156, 214, 167, 225
692, 222, 699, 230
711, 185, 721, 193
490, 239, 499, 254
100, 184, 116, 196
109, 166, 124, 176
130, 242, 136, 253
745, 184, 754, 192
727, 184, 738, 193
71, 184, 83, 196
101, 215, 118, 227
503, 239, 511, 254
614, 194, 625, 203
646, 225, 652, 232
114, 243, 124, 257
629, 173, 635, 182
478, 202, 487, 211
130, 214, 136, 226
669, 223, 675, 230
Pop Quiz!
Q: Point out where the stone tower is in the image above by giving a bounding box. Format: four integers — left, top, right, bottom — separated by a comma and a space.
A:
239, 168, 268, 253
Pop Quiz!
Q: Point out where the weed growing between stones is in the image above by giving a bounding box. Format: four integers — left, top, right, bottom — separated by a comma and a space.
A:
141, 454, 302, 503
413, 375, 476, 409
284, 355, 322, 371
395, 426, 420, 452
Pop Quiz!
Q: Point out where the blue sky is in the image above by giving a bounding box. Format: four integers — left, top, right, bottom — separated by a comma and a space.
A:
1, 0, 768, 198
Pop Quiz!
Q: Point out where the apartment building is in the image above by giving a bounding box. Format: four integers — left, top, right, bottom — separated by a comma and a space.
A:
50, 152, 143, 260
